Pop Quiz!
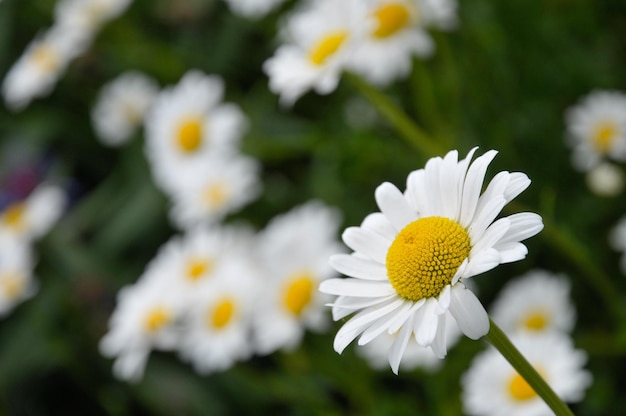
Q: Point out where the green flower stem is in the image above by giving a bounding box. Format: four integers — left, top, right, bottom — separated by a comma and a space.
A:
346, 72, 446, 157
485, 318, 574, 416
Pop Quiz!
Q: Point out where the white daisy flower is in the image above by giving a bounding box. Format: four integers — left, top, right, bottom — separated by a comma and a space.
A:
99, 275, 186, 382
263, 0, 366, 106
461, 332, 592, 416
609, 216, 626, 274
2, 25, 89, 111
490, 270, 576, 336
346, 0, 440, 86
55, 0, 133, 35
167, 153, 261, 230
0, 184, 66, 243
144, 225, 255, 298
178, 259, 259, 374
0, 234, 37, 317
253, 201, 343, 354
223, 0, 286, 20
565, 90, 626, 171
585, 161, 624, 197
144, 70, 247, 194
320, 148, 544, 373
357, 311, 461, 372
91, 71, 159, 147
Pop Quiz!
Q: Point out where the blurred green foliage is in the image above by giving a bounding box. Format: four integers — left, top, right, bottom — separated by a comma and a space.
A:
1, 0, 626, 414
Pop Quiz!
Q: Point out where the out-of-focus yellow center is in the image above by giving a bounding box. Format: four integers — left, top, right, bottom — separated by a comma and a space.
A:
209, 298, 235, 329
185, 258, 213, 282
143, 306, 171, 333
373, 3, 411, 38
1, 202, 26, 230
591, 121, 618, 154
508, 367, 546, 402
522, 311, 548, 331
176, 117, 203, 153
386, 216, 471, 301
31, 44, 59, 73
204, 182, 228, 209
308, 31, 348, 66
283, 273, 315, 316
0, 274, 24, 299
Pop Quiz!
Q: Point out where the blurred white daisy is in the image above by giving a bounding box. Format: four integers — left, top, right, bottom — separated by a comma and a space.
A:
585, 161, 624, 197
490, 270, 576, 336
55, 0, 133, 36
565, 90, 626, 171
178, 259, 259, 374
0, 184, 66, 243
0, 234, 37, 317
253, 201, 343, 354
348, 0, 457, 86
168, 153, 261, 230
223, 0, 286, 20
2, 25, 88, 111
99, 276, 186, 382
462, 332, 592, 416
145, 225, 255, 297
357, 311, 461, 372
91, 71, 159, 147
263, 0, 366, 105
609, 216, 626, 274
320, 148, 543, 373
144, 70, 247, 194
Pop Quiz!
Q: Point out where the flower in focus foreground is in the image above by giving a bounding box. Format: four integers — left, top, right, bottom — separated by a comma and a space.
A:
461, 332, 591, 416
320, 148, 543, 373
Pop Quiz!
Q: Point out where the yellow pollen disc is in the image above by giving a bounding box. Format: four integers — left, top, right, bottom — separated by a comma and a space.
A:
1, 274, 24, 299
143, 306, 171, 333
522, 311, 548, 331
31, 44, 59, 73
386, 216, 471, 301
204, 182, 228, 209
283, 273, 315, 316
308, 31, 348, 66
209, 298, 235, 329
185, 258, 213, 282
508, 367, 546, 402
592, 121, 618, 154
373, 3, 411, 38
176, 117, 203, 153
1, 202, 26, 230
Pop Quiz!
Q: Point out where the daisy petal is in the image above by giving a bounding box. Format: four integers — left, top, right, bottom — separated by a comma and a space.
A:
460, 150, 498, 228
430, 314, 448, 359
470, 217, 511, 256
360, 213, 397, 240
468, 195, 506, 243
388, 312, 416, 374
375, 182, 417, 231
342, 227, 390, 264
464, 248, 501, 278
330, 295, 394, 320
387, 299, 424, 334
497, 212, 544, 245
414, 299, 439, 346
329, 254, 388, 280
493, 242, 528, 263
448, 284, 489, 340
504, 172, 531, 202
319, 278, 395, 297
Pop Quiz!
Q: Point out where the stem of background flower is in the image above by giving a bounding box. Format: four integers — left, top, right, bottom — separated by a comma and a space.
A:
346, 72, 446, 157
485, 318, 574, 416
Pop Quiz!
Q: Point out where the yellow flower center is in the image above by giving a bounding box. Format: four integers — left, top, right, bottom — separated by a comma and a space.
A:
31, 44, 59, 73
143, 306, 171, 333
373, 3, 411, 38
204, 182, 228, 210
185, 258, 213, 282
1, 202, 26, 230
386, 216, 471, 301
1, 274, 24, 299
522, 311, 548, 331
508, 367, 546, 402
209, 298, 235, 329
308, 31, 349, 66
592, 121, 618, 154
283, 273, 315, 316
176, 117, 203, 153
